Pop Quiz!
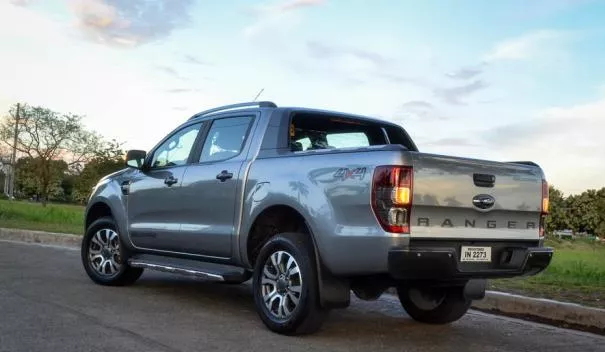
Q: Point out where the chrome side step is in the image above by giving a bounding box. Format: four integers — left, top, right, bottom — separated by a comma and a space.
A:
128, 260, 225, 282
126, 254, 252, 283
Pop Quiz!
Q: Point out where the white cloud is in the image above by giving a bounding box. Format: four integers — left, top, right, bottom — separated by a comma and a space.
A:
0, 3, 224, 150
243, 0, 325, 38
482, 96, 605, 194
483, 30, 567, 62
65, 0, 194, 47
8, 0, 31, 6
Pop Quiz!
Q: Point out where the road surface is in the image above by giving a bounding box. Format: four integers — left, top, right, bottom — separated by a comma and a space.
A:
1, 240, 603, 352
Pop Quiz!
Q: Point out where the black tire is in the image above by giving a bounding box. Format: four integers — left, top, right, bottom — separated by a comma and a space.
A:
81, 216, 143, 286
252, 232, 328, 335
396, 284, 471, 324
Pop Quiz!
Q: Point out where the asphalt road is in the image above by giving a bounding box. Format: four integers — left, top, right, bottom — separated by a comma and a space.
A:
1, 241, 604, 352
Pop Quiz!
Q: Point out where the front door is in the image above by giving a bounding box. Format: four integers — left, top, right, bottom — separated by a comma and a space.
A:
178, 115, 256, 258
126, 122, 203, 251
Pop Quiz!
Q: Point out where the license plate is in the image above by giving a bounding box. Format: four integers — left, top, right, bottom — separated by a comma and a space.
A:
460, 246, 491, 262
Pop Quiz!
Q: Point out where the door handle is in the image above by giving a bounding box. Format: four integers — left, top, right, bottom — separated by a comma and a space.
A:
216, 170, 233, 182
164, 176, 178, 186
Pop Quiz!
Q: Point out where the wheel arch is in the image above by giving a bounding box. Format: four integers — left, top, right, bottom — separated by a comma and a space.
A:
244, 203, 351, 309
85, 196, 130, 249
85, 201, 113, 230
244, 204, 314, 268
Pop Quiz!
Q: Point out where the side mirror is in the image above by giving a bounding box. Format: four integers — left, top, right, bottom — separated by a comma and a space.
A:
125, 149, 147, 169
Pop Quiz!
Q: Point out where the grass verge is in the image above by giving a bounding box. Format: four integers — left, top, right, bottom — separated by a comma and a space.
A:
490, 238, 605, 309
0, 199, 84, 235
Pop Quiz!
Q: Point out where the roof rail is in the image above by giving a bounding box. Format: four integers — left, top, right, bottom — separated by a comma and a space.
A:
189, 101, 277, 120
506, 161, 540, 167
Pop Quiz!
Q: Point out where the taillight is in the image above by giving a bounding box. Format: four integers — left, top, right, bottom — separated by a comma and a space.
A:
371, 166, 413, 233
540, 179, 549, 237
541, 179, 549, 214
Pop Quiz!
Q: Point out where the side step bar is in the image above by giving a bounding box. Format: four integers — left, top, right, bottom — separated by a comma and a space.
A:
127, 254, 252, 283
128, 260, 226, 281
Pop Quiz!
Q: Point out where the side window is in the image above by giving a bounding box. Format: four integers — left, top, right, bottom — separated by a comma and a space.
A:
151, 123, 202, 168
200, 116, 253, 163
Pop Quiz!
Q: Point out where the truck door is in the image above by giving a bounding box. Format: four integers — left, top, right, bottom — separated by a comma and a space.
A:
178, 114, 256, 258
126, 122, 203, 251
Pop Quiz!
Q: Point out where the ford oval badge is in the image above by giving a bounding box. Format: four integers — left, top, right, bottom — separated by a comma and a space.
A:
472, 194, 495, 210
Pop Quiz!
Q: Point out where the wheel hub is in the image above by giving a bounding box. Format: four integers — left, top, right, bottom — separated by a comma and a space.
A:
276, 275, 289, 293
101, 247, 113, 259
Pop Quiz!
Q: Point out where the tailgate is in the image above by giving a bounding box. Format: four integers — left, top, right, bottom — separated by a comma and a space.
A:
410, 153, 546, 240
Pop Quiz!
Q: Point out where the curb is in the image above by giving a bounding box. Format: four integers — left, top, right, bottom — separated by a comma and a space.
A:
0, 228, 81, 248
2, 228, 604, 334
472, 291, 605, 333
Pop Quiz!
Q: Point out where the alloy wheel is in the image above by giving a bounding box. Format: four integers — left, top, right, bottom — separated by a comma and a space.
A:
260, 250, 303, 320
88, 228, 122, 277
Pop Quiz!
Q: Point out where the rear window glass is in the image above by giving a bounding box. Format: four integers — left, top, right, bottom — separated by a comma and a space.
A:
326, 132, 369, 148
289, 113, 388, 152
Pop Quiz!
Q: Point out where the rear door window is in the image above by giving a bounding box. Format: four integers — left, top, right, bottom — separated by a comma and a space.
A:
199, 116, 253, 162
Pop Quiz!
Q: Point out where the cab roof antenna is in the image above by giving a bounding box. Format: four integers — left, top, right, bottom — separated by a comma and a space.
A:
253, 88, 264, 102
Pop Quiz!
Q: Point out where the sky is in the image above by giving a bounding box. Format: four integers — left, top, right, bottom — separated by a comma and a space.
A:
1, 0, 604, 195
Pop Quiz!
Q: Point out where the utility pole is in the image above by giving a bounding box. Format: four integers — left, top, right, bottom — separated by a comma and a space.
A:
8, 103, 20, 199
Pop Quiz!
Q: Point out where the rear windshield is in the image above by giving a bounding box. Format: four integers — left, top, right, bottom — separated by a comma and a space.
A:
289, 112, 417, 152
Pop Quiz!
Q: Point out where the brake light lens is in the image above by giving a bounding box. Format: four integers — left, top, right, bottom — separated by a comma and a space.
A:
541, 179, 549, 214
540, 179, 549, 237
372, 166, 413, 233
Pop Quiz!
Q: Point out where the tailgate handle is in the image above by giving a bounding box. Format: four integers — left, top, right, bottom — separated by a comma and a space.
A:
473, 173, 495, 188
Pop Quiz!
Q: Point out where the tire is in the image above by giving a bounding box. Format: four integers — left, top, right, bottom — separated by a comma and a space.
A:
396, 284, 471, 324
252, 232, 328, 335
81, 216, 143, 286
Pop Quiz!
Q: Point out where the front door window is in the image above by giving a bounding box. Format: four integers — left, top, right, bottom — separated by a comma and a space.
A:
151, 123, 202, 168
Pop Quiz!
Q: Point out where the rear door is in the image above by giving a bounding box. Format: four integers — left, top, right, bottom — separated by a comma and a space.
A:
177, 114, 257, 258
410, 153, 545, 240
126, 121, 203, 250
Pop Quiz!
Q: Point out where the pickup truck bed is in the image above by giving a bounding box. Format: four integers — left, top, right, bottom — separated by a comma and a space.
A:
82, 101, 553, 335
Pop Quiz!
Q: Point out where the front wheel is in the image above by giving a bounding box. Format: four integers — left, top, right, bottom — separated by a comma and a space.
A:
252, 232, 328, 335
396, 284, 471, 324
81, 216, 143, 286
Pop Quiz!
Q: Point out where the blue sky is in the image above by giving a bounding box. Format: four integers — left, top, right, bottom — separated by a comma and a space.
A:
1, 0, 604, 195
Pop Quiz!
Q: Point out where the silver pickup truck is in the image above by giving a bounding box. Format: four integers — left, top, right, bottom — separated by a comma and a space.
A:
81, 101, 553, 335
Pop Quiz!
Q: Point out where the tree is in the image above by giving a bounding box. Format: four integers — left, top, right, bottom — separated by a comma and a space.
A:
73, 139, 126, 204
545, 185, 569, 235
0, 103, 104, 205
14, 157, 68, 200
566, 190, 602, 234
595, 188, 605, 237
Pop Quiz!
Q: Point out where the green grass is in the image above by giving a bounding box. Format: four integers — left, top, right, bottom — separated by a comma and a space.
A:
0, 199, 84, 235
491, 238, 605, 309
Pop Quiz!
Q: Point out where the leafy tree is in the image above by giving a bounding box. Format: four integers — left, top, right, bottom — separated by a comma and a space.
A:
545, 185, 569, 234
595, 188, 605, 237
60, 173, 78, 203
0, 103, 104, 205
73, 139, 126, 204
566, 190, 602, 234
14, 157, 68, 201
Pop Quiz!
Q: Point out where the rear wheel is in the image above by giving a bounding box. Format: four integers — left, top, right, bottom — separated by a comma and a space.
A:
81, 217, 143, 286
252, 232, 328, 335
396, 284, 471, 324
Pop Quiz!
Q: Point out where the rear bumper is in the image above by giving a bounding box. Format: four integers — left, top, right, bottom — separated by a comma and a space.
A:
388, 242, 553, 280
